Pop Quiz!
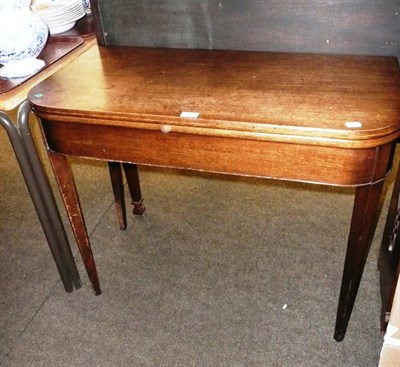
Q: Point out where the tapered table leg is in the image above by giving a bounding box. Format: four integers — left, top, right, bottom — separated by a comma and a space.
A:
122, 163, 146, 215
47, 150, 101, 295
334, 181, 384, 341
108, 161, 127, 230
123, 163, 145, 216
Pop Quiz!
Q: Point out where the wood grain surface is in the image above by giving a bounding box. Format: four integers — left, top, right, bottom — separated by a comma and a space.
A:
29, 46, 400, 148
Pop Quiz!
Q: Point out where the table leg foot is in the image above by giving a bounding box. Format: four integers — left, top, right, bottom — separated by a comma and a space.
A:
334, 182, 384, 341
132, 199, 146, 216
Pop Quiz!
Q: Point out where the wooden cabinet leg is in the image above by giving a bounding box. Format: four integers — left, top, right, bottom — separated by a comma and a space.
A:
123, 163, 146, 216
47, 151, 101, 295
334, 182, 384, 341
108, 162, 127, 230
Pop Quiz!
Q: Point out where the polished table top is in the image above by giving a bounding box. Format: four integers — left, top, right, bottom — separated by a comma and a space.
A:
29, 46, 400, 188
29, 46, 400, 148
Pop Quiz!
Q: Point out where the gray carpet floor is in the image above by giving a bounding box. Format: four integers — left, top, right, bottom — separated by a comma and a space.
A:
0, 111, 394, 366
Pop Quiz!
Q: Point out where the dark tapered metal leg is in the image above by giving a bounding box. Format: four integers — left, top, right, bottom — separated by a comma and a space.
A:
334, 181, 384, 341
0, 102, 81, 292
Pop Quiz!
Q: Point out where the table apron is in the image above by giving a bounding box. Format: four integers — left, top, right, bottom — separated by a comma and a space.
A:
40, 119, 395, 187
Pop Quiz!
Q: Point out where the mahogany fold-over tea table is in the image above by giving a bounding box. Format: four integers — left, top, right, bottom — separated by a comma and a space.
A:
28, 46, 400, 341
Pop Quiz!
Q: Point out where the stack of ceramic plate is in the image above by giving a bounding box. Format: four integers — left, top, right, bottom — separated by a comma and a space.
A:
31, 0, 85, 35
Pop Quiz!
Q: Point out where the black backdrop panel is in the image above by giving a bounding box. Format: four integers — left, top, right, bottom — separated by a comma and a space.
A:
91, 0, 400, 56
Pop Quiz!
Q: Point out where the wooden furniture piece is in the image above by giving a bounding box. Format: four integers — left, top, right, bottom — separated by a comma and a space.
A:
90, 1, 400, 337
379, 159, 400, 330
28, 44, 400, 341
0, 33, 97, 292
88, 1, 400, 330
108, 162, 145, 230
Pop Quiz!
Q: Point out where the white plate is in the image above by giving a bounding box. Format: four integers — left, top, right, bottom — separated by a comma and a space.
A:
45, 12, 85, 26
49, 21, 76, 35
31, 0, 82, 18
40, 6, 84, 20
